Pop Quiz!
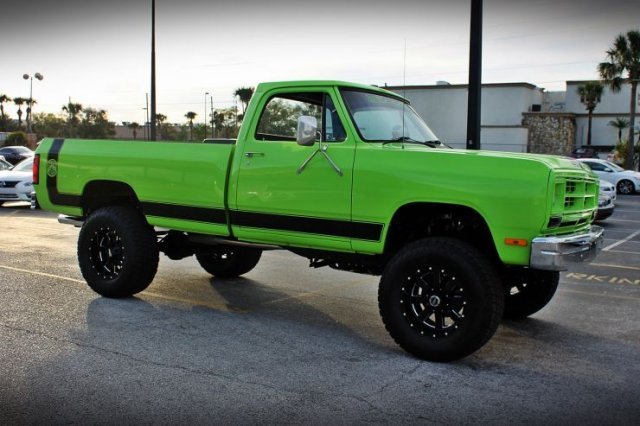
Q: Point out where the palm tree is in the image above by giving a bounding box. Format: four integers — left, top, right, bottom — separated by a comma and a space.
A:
13, 97, 27, 129
128, 122, 140, 140
155, 113, 167, 140
608, 117, 630, 143
233, 87, 255, 117
598, 30, 640, 170
185, 111, 197, 140
577, 81, 604, 146
62, 102, 83, 137
0, 94, 11, 131
26, 99, 37, 133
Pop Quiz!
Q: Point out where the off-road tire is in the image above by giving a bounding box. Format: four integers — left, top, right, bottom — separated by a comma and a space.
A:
196, 245, 262, 278
78, 206, 159, 298
503, 269, 559, 319
379, 237, 504, 362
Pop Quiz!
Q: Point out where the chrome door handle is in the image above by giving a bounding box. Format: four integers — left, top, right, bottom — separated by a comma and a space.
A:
245, 152, 265, 158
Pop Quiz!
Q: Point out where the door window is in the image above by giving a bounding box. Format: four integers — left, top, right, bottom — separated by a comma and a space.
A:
255, 93, 345, 142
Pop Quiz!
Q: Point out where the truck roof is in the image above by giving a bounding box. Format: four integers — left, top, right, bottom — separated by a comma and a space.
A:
255, 80, 406, 101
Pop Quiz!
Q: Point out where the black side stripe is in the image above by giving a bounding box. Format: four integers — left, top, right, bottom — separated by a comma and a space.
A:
46, 139, 383, 241
141, 202, 227, 225
47, 139, 82, 207
230, 210, 383, 241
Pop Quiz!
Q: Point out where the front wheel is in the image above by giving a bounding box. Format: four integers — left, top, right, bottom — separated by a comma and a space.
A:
503, 269, 559, 319
617, 179, 635, 195
379, 237, 504, 362
196, 245, 262, 278
78, 206, 159, 298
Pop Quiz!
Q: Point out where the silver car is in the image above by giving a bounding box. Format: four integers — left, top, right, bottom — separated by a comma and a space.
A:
0, 158, 34, 206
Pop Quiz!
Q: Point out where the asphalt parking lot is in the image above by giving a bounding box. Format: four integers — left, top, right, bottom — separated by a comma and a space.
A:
1, 197, 639, 424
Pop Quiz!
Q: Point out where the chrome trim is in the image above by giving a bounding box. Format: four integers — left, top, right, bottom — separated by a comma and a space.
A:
530, 225, 604, 271
58, 214, 84, 227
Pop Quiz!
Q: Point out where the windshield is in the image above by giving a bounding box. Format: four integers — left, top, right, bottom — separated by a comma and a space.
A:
605, 161, 624, 172
12, 158, 33, 172
341, 89, 442, 146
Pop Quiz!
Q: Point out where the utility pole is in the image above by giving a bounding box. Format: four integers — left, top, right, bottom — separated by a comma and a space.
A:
466, 0, 482, 150
149, 0, 157, 141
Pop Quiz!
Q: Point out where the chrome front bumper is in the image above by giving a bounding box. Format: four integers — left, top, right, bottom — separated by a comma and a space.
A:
530, 225, 604, 271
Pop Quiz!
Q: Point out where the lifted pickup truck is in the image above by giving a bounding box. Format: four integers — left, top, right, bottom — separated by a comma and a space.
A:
34, 80, 603, 361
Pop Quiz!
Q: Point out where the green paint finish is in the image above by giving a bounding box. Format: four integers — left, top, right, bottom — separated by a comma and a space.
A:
34, 80, 598, 268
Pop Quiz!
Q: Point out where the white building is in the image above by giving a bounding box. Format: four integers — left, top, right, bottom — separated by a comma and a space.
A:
564, 81, 638, 148
388, 80, 639, 154
387, 82, 544, 152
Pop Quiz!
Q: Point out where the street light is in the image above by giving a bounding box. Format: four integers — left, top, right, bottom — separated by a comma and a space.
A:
23, 72, 44, 134
205, 91, 209, 139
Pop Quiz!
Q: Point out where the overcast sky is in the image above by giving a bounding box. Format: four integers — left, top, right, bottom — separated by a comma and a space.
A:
1, 0, 639, 124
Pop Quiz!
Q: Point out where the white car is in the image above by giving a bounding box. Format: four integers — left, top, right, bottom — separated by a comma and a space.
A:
0, 158, 34, 206
577, 158, 640, 195
599, 179, 616, 201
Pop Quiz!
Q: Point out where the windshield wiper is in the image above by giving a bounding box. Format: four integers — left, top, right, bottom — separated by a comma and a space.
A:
382, 136, 425, 146
383, 137, 443, 147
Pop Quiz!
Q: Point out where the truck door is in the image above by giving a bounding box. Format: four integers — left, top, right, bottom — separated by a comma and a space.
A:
233, 89, 356, 250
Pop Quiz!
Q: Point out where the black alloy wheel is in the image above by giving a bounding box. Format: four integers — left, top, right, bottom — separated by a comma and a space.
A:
617, 179, 635, 195
379, 237, 504, 362
88, 226, 125, 281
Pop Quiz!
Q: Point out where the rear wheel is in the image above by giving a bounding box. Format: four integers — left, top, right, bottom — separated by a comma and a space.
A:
379, 237, 504, 362
78, 206, 158, 298
503, 269, 559, 319
196, 245, 262, 278
617, 179, 635, 195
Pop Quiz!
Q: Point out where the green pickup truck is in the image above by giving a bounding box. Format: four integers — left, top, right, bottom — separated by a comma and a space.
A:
34, 80, 603, 361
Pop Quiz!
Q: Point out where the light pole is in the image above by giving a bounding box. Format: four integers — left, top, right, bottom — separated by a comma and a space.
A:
23, 72, 43, 134
210, 94, 214, 138
205, 91, 209, 139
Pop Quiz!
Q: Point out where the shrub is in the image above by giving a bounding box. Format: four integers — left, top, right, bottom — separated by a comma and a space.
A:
3, 131, 28, 147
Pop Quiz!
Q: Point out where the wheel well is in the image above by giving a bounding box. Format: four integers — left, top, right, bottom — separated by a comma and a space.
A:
81, 180, 140, 216
384, 203, 500, 264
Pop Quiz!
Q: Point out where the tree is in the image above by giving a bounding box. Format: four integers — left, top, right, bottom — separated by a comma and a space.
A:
185, 111, 197, 140
0, 94, 11, 132
33, 112, 66, 138
234, 87, 255, 118
155, 113, 167, 140
62, 102, 83, 137
25, 98, 37, 132
608, 117, 630, 143
577, 81, 604, 146
13, 97, 27, 130
128, 122, 141, 140
78, 108, 115, 139
598, 29, 640, 170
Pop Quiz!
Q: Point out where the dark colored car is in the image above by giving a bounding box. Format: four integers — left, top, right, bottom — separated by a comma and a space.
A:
570, 147, 599, 159
0, 146, 34, 165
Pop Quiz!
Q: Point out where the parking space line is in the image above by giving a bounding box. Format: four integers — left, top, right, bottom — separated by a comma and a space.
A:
559, 288, 640, 302
606, 218, 640, 224
0, 264, 238, 312
0, 265, 85, 284
589, 263, 640, 271
602, 229, 640, 252
607, 249, 640, 255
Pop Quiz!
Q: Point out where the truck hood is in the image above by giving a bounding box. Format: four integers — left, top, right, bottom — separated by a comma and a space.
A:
396, 144, 586, 173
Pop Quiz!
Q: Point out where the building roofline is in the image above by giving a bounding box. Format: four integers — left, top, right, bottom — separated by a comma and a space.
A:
384, 82, 540, 90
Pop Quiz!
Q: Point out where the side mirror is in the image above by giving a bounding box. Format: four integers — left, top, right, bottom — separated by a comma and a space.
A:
296, 116, 317, 146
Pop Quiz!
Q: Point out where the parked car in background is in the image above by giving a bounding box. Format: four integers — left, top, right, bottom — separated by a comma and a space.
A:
596, 193, 615, 221
0, 146, 34, 166
0, 157, 13, 171
577, 158, 640, 195
570, 147, 598, 159
0, 157, 34, 206
599, 179, 617, 201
